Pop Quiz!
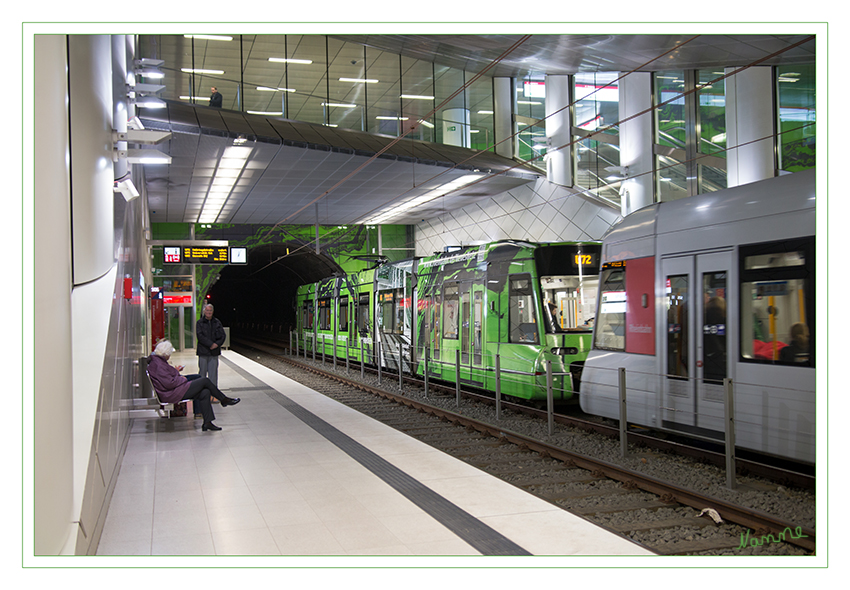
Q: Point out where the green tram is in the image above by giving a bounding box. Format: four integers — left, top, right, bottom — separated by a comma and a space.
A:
295, 240, 601, 402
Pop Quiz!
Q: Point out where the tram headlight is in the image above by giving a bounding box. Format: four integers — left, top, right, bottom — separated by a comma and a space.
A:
551, 347, 579, 356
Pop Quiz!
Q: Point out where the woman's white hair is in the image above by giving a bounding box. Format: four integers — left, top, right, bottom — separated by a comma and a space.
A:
153, 340, 175, 358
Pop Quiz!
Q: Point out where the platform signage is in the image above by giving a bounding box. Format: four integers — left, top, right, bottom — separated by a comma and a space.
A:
164, 246, 181, 263
162, 244, 248, 265
163, 293, 193, 306
181, 246, 229, 264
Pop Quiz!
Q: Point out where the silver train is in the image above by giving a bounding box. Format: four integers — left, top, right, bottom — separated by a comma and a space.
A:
580, 169, 816, 464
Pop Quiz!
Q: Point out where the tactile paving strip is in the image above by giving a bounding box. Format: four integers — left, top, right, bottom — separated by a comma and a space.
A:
222, 357, 532, 556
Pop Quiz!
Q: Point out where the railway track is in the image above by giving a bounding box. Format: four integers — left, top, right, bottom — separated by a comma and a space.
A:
233, 336, 815, 556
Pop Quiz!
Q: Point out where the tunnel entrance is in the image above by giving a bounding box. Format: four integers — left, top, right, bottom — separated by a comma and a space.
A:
204, 243, 343, 338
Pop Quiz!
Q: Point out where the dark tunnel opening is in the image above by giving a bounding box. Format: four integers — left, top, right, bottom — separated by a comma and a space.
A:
202, 243, 343, 339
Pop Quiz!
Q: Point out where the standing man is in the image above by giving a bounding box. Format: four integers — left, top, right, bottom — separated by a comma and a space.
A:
196, 303, 226, 387
210, 86, 222, 108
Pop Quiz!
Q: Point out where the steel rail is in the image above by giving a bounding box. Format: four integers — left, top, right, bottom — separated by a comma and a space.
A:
241, 334, 814, 490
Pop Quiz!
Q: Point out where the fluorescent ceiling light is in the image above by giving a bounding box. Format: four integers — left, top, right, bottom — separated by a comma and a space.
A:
180, 95, 210, 101
184, 34, 232, 41
400, 94, 434, 100
478, 110, 494, 115
517, 100, 541, 105
181, 68, 225, 75
339, 77, 378, 83
246, 110, 283, 116
376, 116, 408, 121
417, 119, 434, 128
364, 174, 482, 224
322, 102, 357, 108
269, 57, 313, 64
257, 86, 295, 92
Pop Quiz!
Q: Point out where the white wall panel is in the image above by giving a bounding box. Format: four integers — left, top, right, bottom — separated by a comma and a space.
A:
33, 33, 75, 557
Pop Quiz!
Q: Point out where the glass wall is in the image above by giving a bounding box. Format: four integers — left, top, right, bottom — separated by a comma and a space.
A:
654, 70, 688, 202
400, 56, 437, 142
516, 75, 547, 166
777, 64, 816, 172
697, 69, 727, 193
137, 35, 815, 208
573, 72, 620, 202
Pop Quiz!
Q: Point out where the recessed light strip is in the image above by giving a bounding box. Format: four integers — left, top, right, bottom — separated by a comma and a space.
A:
269, 57, 313, 64
181, 68, 225, 75
184, 35, 233, 41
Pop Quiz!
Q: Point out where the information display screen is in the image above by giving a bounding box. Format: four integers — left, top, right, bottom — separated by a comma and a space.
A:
572, 252, 597, 268
162, 245, 246, 264
181, 246, 229, 264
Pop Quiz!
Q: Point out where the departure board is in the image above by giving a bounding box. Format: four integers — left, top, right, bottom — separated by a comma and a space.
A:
181, 246, 229, 264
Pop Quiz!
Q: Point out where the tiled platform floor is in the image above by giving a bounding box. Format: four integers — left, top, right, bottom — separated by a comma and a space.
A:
96, 349, 653, 560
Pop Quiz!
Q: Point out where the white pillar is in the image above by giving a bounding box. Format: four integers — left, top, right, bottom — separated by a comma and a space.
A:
68, 34, 115, 285
618, 72, 654, 216
33, 34, 75, 556
493, 77, 513, 159
442, 107, 470, 148
725, 66, 775, 187
544, 75, 572, 187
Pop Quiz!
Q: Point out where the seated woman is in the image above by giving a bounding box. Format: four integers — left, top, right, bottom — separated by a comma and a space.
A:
147, 340, 240, 431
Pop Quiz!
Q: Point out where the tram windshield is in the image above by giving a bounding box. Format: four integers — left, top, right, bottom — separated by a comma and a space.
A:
534, 243, 601, 334
541, 275, 599, 333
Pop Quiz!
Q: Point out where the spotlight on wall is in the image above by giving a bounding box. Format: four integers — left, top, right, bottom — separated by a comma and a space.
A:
113, 178, 140, 201
134, 58, 165, 79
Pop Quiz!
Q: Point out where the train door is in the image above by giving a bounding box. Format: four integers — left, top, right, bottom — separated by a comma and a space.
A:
472, 281, 484, 367
355, 291, 372, 364
457, 281, 485, 384
442, 283, 460, 379
661, 250, 734, 434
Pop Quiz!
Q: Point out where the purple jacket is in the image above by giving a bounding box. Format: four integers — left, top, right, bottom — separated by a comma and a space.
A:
147, 354, 190, 403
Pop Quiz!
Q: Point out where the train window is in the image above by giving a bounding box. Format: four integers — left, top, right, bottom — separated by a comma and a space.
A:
395, 289, 406, 335
318, 298, 331, 331
305, 300, 314, 330
541, 276, 598, 332
594, 266, 626, 351
357, 294, 370, 337
339, 296, 349, 332
744, 250, 805, 270
433, 293, 442, 359
443, 284, 459, 339
379, 292, 394, 333
666, 275, 688, 378
739, 238, 814, 366
509, 275, 539, 344
703, 273, 727, 383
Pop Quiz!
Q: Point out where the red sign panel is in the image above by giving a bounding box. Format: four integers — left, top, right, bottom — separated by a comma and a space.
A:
164, 293, 193, 306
